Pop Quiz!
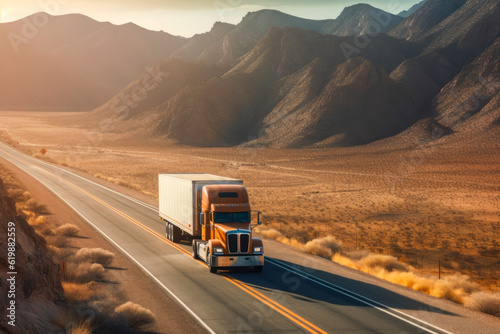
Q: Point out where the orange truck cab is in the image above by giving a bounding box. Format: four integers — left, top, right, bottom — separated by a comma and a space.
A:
159, 174, 264, 273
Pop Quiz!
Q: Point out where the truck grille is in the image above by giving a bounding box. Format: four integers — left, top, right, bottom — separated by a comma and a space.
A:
228, 234, 238, 253
227, 233, 250, 254
240, 234, 250, 253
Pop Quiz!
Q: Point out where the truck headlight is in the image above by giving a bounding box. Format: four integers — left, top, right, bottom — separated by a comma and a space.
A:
253, 247, 263, 253
213, 247, 224, 254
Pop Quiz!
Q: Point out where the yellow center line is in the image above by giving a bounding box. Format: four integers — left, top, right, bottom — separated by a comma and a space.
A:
2, 148, 328, 334
223, 275, 328, 334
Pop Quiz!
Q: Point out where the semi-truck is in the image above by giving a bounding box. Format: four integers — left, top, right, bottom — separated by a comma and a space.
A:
159, 173, 264, 273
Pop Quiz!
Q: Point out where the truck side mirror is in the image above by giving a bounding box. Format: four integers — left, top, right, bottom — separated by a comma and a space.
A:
258, 211, 263, 225
200, 212, 205, 226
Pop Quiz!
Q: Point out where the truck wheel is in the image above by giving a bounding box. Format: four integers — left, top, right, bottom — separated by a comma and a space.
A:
172, 225, 181, 243
166, 223, 171, 240
192, 240, 198, 259
254, 266, 263, 273
208, 252, 217, 273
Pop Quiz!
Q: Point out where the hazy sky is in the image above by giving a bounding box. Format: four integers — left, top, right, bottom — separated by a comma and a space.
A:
0, 0, 421, 37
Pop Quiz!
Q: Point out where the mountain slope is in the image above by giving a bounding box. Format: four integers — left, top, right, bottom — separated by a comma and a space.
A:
398, 0, 427, 18
0, 13, 186, 110
169, 22, 235, 65
169, 10, 331, 68
321, 4, 403, 36
100, 26, 419, 147
254, 57, 417, 147
169, 6, 404, 68
434, 36, 500, 132
388, 0, 500, 120
389, 0, 467, 41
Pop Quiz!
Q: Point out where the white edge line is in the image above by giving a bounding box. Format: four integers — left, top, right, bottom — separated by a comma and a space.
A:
2, 154, 216, 334
266, 258, 454, 334
0, 143, 158, 212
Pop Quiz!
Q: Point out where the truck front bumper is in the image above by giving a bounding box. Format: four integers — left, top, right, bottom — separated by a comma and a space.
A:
212, 254, 264, 268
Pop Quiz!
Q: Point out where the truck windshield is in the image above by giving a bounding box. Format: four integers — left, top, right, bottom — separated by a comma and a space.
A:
214, 212, 250, 223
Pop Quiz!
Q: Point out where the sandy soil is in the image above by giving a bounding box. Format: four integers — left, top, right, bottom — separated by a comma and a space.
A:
0, 110, 498, 291
0, 154, 206, 333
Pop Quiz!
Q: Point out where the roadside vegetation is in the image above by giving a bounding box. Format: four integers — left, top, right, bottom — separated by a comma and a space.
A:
257, 227, 500, 316
0, 165, 157, 333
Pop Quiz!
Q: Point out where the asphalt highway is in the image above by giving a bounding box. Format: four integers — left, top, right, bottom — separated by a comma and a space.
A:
1, 142, 497, 334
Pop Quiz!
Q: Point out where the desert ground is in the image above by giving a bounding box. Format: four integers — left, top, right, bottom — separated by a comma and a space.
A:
0, 110, 498, 291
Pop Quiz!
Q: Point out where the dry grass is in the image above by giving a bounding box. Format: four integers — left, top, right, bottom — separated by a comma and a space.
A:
74, 248, 115, 266
357, 254, 410, 272
114, 302, 156, 328
465, 292, 500, 316
303, 235, 343, 258
28, 215, 47, 226
332, 253, 480, 304
46, 235, 71, 248
258, 228, 342, 258
259, 227, 487, 305
47, 244, 75, 262
72, 320, 95, 334
23, 198, 48, 214
0, 162, 161, 332
66, 263, 106, 283
62, 282, 98, 302
55, 223, 81, 237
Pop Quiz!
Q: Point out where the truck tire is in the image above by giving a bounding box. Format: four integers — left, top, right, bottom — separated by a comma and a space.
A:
208, 252, 217, 273
166, 223, 171, 241
172, 225, 181, 243
192, 240, 199, 259
254, 265, 263, 273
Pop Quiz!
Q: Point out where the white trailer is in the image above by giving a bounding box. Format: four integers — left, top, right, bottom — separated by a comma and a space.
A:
159, 173, 243, 242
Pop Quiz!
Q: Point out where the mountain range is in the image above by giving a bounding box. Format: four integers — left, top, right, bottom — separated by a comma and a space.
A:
1, 0, 499, 147
0, 13, 186, 110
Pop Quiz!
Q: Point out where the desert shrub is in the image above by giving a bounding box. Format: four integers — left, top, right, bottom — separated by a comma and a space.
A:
72, 320, 94, 334
28, 215, 47, 226
24, 198, 48, 214
358, 254, 410, 272
39, 226, 55, 236
46, 235, 70, 248
443, 274, 480, 294
7, 188, 28, 200
346, 250, 370, 261
465, 292, 500, 316
75, 248, 115, 266
62, 282, 98, 302
66, 263, 106, 283
47, 245, 75, 262
332, 253, 482, 304
258, 228, 282, 240
55, 224, 81, 237
303, 236, 342, 258
114, 302, 156, 328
